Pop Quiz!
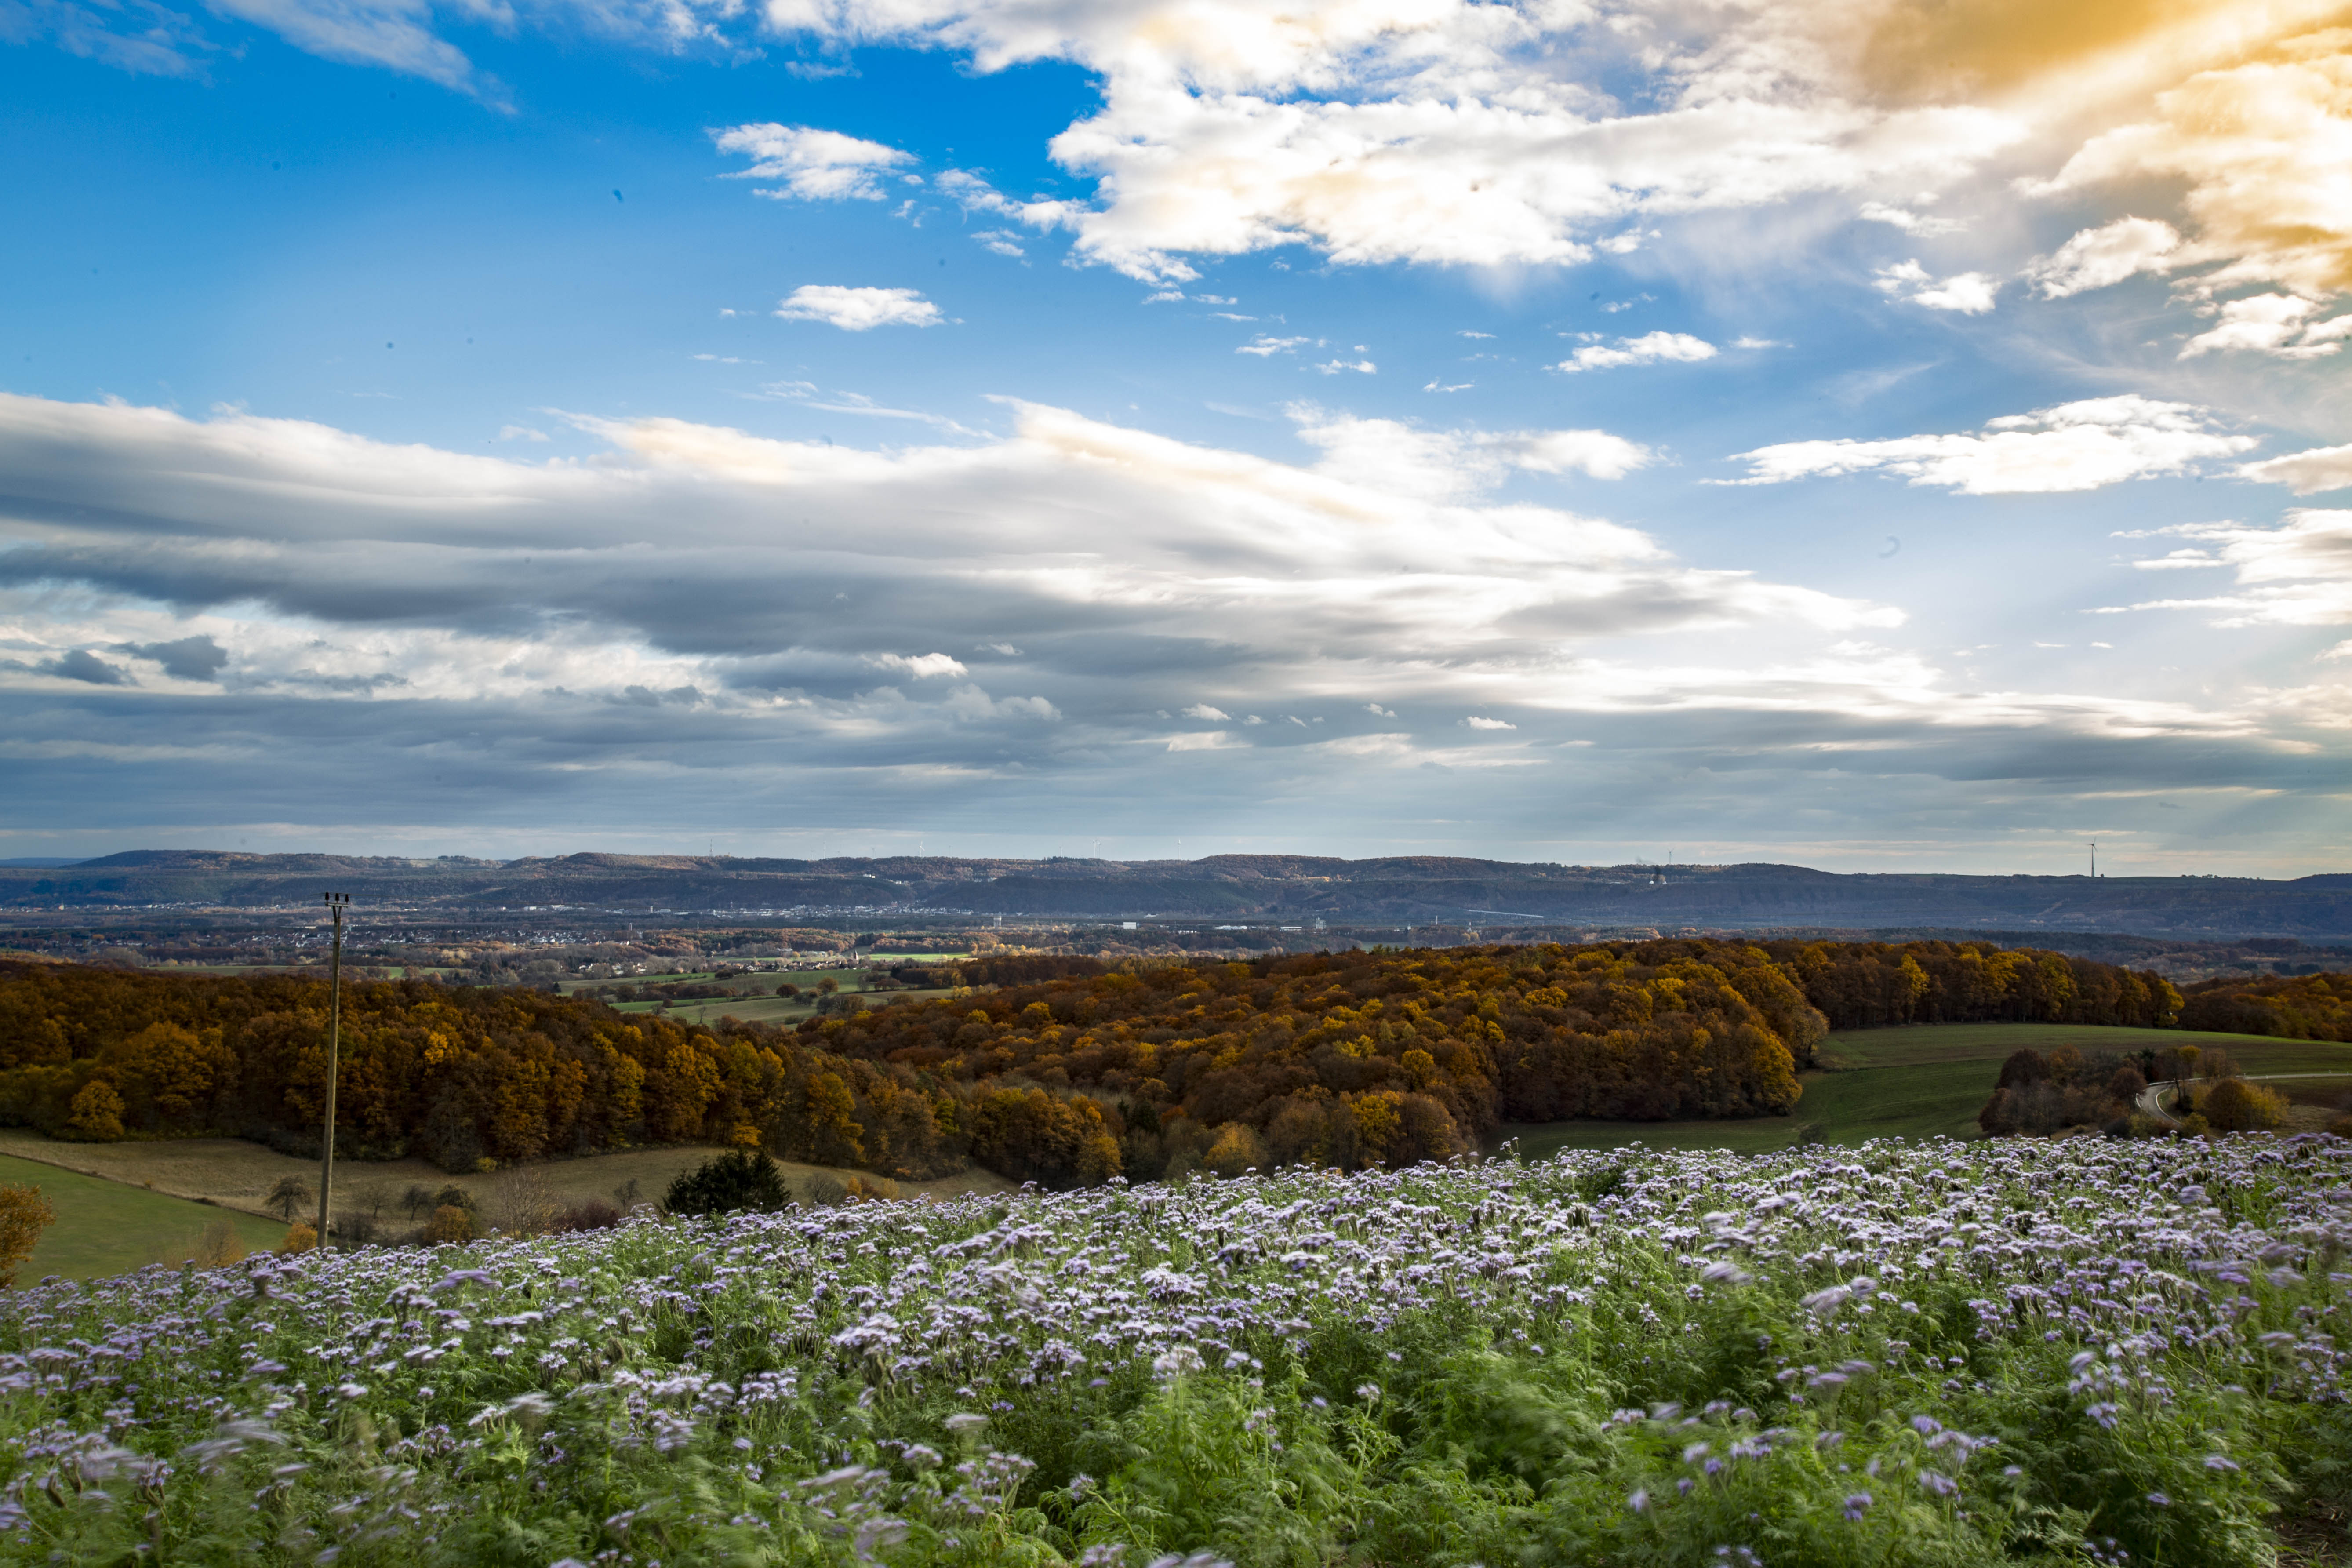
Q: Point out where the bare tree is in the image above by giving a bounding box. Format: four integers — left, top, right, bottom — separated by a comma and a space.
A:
265, 1175, 314, 1222
490, 1166, 558, 1238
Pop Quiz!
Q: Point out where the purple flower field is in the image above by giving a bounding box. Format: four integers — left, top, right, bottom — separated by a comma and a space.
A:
1, 1135, 2345, 1566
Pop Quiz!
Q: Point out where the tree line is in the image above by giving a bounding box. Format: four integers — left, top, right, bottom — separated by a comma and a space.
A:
0, 937, 2198, 1190
0, 961, 965, 1181
2178, 971, 2352, 1040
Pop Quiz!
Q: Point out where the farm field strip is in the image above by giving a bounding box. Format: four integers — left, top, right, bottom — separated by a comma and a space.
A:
1506, 1024, 2352, 1160
0, 1136, 2343, 1565
0, 1134, 1013, 1276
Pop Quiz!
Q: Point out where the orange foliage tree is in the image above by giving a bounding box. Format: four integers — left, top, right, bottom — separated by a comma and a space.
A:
0, 1184, 57, 1287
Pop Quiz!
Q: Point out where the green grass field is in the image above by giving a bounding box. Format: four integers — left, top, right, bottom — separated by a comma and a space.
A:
588, 967, 963, 1027
1503, 1021, 2352, 1161
0, 1153, 286, 1283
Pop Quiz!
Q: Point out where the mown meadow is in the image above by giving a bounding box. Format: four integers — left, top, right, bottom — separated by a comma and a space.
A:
0, 1134, 2344, 1567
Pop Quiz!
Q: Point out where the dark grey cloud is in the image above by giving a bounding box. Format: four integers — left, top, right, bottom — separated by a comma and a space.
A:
38, 649, 132, 685
126, 634, 229, 681
1, 390, 2345, 869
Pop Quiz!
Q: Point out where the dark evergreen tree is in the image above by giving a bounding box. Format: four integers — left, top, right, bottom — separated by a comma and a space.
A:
664, 1148, 790, 1216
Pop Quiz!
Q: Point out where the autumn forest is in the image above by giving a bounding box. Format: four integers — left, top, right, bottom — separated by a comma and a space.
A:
7, 936, 2306, 1189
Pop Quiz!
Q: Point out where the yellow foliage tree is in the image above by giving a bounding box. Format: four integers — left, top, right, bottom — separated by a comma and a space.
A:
63, 1079, 126, 1141
1352, 1091, 1403, 1165
2199, 1077, 2288, 1132
1203, 1121, 1267, 1178
277, 1220, 318, 1254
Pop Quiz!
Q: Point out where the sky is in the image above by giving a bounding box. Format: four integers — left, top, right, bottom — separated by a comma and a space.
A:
0, 0, 2348, 873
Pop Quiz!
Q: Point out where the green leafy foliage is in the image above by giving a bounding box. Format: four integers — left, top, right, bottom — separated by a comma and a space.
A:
0, 1136, 2341, 1567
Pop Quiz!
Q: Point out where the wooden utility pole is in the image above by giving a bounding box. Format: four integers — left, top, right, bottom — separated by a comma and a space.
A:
316, 891, 349, 1249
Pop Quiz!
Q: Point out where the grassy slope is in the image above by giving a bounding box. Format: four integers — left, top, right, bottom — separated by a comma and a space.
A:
0, 1153, 285, 1284
1505, 1021, 2352, 1161
0, 1132, 1012, 1231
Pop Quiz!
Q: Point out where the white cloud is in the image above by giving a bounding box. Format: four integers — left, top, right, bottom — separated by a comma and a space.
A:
774, 286, 944, 331
1858, 201, 1963, 236
1365, 703, 1397, 718
56, 0, 2352, 360
1873, 259, 1999, 314
1288, 409, 1653, 496
1237, 335, 1309, 356
1731, 336, 1786, 350
204, 0, 503, 101
712, 123, 916, 201
2023, 36, 2352, 302
1555, 331, 1716, 373
1490, 428, 1652, 482
2103, 513, 2352, 626
2024, 217, 2183, 298
1181, 703, 1229, 720
1727, 396, 2258, 495
970, 229, 1027, 257
741, 0, 2031, 284
2241, 442, 2352, 495
0, 391, 1901, 744
1457, 330, 1494, 339
1462, 715, 1515, 729
868, 651, 968, 679
497, 425, 549, 442
1312, 358, 1377, 375
2179, 293, 2352, 359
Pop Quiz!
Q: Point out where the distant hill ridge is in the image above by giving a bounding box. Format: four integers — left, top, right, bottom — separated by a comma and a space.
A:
4, 851, 2351, 938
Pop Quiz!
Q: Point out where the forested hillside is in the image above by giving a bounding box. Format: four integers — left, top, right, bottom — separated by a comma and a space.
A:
0, 962, 964, 1180
0, 938, 2193, 1189
819, 938, 2183, 1179
2180, 970, 2352, 1039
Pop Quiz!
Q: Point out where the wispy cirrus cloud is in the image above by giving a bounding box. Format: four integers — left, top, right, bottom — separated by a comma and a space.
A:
2105, 513, 2352, 627
1725, 397, 2257, 495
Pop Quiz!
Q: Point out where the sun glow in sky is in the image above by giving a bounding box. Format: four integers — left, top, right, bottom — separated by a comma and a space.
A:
1, 0, 2348, 870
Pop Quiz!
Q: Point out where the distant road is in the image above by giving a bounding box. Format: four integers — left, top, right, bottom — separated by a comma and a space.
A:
2134, 1074, 2345, 1127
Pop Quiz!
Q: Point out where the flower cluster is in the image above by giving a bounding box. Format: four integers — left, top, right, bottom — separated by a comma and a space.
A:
0, 1134, 2341, 1565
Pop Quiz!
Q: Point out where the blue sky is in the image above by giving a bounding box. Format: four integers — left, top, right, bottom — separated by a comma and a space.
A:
2, 0, 2348, 872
